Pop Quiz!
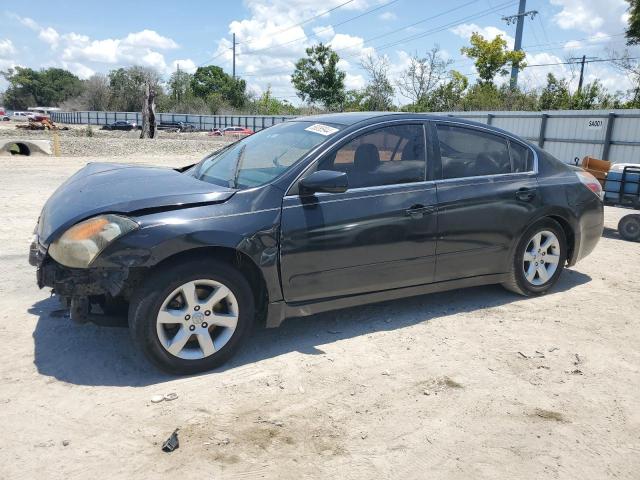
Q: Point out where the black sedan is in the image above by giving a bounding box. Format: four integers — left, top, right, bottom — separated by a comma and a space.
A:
101, 120, 138, 131
29, 113, 604, 374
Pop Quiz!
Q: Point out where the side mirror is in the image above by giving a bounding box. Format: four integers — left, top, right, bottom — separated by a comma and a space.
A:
299, 170, 348, 195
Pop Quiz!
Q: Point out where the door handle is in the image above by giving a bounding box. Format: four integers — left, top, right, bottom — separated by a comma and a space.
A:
405, 204, 436, 218
515, 187, 537, 202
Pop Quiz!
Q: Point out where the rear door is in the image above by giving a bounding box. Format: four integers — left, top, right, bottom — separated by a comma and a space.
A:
433, 122, 540, 281
279, 121, 438, 303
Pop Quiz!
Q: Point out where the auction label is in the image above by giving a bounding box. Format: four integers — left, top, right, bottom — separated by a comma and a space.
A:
305, 123, 340, 136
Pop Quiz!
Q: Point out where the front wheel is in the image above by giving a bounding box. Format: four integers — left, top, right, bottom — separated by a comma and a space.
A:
618, 214, 640, 242
502, 219, 567, 296
128, 259, 255, 374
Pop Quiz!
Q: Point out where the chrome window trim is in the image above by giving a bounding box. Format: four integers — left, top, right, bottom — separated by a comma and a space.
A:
284, 119, 429, 197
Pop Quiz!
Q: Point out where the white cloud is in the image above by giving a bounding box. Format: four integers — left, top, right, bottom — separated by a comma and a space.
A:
208, 0, 380, 102
379, 12, 397, 21
450, 23, 515, 48
0, 39, 16, 57
61, 61, 95, 79
563, 40, 583, 50
550, 0, 627, 33
39, 27, 60, 49
122, 30, 178, 50
171, 59, 197, 74
8, 13, 188, 76
312, 25, 335, 41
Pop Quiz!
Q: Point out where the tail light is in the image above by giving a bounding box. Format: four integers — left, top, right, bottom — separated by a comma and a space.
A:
576, 170, 604, 200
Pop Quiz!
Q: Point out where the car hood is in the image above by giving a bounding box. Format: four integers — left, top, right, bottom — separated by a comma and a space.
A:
37, 162, 235, 245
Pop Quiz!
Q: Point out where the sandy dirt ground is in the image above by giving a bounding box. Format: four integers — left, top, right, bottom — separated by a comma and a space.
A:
1, 153, 639, 480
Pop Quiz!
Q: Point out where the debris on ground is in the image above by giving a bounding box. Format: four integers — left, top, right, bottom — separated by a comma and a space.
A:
161, 429, 180, 453
151, 393, 178, 404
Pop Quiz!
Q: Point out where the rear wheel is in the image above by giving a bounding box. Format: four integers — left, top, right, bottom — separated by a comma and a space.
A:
618, 214, 640, 242
128, 259, 254, 374
502, 219, 567, 296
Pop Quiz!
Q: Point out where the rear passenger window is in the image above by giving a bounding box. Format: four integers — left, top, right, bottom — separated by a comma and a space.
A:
436, 125, 511, 179
509, 141, 533, 172
318, 124, 426, 189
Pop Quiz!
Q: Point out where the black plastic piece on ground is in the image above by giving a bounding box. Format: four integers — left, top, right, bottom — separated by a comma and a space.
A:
162, 429, 179, 452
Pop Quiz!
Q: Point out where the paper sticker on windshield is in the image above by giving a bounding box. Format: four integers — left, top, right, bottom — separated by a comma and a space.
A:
305, 123, 339, 136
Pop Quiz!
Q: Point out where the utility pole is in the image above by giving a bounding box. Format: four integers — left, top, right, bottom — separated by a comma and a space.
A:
232, 33, 236, 79
176, 63, 181, 104
569, 55, 599, 93
502, 0, 538, 88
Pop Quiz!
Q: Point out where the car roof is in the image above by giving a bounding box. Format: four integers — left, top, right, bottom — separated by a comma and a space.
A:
289, 111, 528, 141
290, 111, 493, 128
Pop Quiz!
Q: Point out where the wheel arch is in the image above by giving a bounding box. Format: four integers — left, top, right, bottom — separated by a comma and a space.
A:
145, 246, 270, 324
546, 214, 576, 264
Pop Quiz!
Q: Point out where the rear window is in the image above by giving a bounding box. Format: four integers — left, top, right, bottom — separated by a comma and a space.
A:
509, 140, 534, 172
437, 125, 511, 179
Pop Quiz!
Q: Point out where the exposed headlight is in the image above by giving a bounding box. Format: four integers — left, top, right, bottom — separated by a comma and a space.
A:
48, 214, 138, 268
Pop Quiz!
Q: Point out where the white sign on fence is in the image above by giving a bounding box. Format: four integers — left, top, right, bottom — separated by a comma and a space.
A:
587, 119, 605, 130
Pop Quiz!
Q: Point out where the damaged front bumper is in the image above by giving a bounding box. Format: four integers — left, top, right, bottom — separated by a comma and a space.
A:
36, 259, 129, 297
31, 237, 131, 323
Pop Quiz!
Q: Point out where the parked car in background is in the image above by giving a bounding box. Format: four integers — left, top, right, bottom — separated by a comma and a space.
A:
29, 112, 604, 374
158, 121, 196, 133
101, 120, 138, 131
0, 108, 9, 121
209, 126, 254, 136
11, 111, 34, 122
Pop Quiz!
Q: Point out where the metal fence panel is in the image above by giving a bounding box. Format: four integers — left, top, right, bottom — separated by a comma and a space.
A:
51, 109, 640, 164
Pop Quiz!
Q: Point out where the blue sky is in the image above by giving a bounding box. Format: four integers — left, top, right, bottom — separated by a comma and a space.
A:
1, 0, 636, 105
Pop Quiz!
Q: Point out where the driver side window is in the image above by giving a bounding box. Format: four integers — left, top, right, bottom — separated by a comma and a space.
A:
318, 124, 426, 189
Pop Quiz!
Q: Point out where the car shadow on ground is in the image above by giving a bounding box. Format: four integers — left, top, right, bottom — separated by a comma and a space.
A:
602, 226, 623, 240
30, 270, 591, 387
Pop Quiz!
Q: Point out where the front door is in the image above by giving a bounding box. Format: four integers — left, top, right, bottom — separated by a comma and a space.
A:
279, 122, 438, 303
433, 122, 541, 282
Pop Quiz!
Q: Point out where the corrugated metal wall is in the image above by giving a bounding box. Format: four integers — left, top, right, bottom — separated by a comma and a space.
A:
438, 109, 640, 164
52, 109, 640, 164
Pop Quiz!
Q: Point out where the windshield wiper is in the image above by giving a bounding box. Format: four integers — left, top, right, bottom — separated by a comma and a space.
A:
231, 145, 247, 188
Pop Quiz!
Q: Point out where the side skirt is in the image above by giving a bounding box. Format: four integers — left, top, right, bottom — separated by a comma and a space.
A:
265, 273, 509, 328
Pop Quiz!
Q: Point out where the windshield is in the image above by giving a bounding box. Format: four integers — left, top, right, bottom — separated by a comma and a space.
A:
194, 121, 342, 188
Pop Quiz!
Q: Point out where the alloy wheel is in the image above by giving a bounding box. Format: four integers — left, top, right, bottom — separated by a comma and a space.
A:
522, 230, 561, 286
156, 279, 239, 360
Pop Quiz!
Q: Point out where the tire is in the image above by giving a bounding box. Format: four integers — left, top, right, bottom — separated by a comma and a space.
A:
618, 214, 640, 242
128, 258, 255, 374
502, 218, 567, 296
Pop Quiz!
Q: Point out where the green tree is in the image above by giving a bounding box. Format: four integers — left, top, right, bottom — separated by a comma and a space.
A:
419, 70, 468, 111
342, 89, 367, 111
108, 66, 162, 112
190, 65, 247, 109
246, 87, 298, 115
538, 73, 571, 110
397, 46, 452, 109
291, 43, 346, 109
360, 54, 395, 111
626, 0, 640, 44
571, 80, 611, 110
1, 67, 84, 109
461, 33, 526, 85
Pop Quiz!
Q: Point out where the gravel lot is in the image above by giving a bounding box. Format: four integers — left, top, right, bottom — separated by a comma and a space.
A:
0, 122, 231, 157
1, 148, 639, 480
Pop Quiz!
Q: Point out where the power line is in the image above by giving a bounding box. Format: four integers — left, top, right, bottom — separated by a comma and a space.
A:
236, 0, 357, 48
239, 0, 403, 56
197, 0, 357, 67
236, 0, 515, 77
